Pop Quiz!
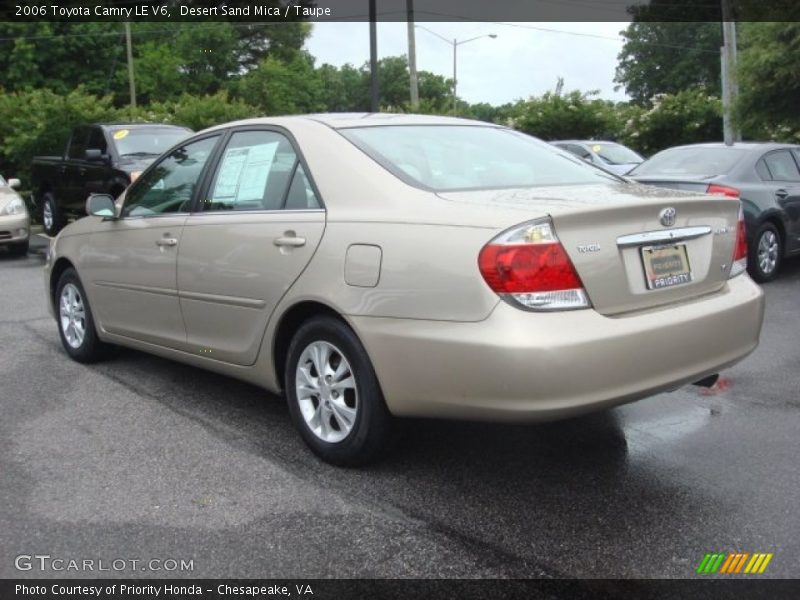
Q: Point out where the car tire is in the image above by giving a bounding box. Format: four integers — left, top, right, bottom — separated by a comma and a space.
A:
285, 316, 393, 466
55, 268, 113, 363
42, 193, 64, 237
748, 222, 782, 283
7, 240, 29, 257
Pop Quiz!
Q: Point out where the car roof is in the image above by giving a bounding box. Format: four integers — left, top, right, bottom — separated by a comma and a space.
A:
660, 142, 800, 152
201, 112, 498, 134
95, 123, 192, 130
552, 140, 618, 145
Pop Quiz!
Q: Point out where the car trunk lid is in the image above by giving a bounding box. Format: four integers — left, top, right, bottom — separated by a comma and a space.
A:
437, 183, 741, 316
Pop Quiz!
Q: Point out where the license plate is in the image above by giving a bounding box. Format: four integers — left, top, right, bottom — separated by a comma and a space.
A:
641, 244, 692, 290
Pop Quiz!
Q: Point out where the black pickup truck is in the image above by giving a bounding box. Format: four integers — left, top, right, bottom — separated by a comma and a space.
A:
31, 123, 192, 235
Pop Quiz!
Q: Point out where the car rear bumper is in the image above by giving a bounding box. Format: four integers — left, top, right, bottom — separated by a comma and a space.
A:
350, 275, 765, 421
0, 213, 30, 244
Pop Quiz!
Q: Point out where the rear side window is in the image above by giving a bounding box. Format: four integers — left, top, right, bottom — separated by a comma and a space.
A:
762, 150, 800, 182
630, 147, 748, 177
201, 130, 315, 212
340, 125, 618, 191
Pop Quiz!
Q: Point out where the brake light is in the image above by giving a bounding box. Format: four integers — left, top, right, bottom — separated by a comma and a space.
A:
478, 218, 591, 311
707, 184, 740, 198
729, 206, 747, 278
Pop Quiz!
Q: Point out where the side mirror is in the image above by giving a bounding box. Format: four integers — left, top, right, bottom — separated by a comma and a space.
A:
86, 193, 117, 218
85, 148, 109, 163
7, 178, 21, 189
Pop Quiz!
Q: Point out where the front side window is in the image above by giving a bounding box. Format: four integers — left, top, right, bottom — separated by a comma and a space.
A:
87, 127, 108, 154
340, 126, 619, 191
201, 130, 309, 212
67, 127, 89, 160
122, 136, 219, 217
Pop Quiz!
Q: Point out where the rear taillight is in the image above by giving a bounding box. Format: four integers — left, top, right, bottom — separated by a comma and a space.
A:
478, 218, 591, 311
707, 184, 740, 198
729, 206, 747, 278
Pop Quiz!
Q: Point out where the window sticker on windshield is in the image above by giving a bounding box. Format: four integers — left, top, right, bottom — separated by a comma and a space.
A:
212, 142, 278, 204
113, 129, 130, 140
592, 144, 602, 153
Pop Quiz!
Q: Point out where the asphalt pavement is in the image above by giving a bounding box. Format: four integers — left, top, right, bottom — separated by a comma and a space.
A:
1, 235, 798, 579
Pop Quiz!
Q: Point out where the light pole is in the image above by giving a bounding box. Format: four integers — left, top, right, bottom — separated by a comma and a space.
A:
416, 26, 497, 116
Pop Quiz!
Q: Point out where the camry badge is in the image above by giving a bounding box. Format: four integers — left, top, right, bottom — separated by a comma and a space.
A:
659, 207, 677, 227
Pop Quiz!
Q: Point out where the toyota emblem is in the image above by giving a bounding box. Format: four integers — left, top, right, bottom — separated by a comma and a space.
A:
659, 207, 677, 227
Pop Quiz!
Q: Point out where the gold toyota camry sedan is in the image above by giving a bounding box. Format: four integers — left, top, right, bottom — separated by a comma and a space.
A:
44, 114, 765, 465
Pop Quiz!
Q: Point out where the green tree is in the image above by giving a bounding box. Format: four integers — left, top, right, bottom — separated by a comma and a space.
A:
619, 89, 722, 155
615, 21, 721, 105
0, 23, 123, 96
509, 90, 622, 141
237, 52, 325, 115
737, 22, 800, 142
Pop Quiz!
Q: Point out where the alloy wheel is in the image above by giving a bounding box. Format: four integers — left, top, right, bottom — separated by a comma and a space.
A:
59, 283, 86, 349
295, 341, 358, 443
757, 230, 779, 275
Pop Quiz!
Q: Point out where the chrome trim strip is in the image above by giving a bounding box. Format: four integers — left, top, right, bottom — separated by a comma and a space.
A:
94, 281, 177, 297
616, 226, 712, 247
95, 281, 266, 309
178, 290, 266, 309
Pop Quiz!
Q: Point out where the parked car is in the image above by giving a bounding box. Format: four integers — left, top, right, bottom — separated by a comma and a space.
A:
0, 175, 30, 256
628, 142, 800, 282
551, 140, 644, 175
31, 123, 192, 236
44, 114, 764, 465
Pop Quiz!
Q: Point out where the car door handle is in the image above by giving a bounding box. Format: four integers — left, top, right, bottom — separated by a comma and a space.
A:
775, 189, 788, 199
156, 238, 178, 247
274, 235, 306, 248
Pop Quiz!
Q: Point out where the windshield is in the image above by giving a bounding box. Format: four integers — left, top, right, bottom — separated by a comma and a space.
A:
340, 125, 620, 191
593, 143, 643, 165
630, 146, 749, 177
111, 127, 191, 158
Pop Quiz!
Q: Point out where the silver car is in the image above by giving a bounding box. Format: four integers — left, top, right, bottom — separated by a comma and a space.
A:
0, 175, 30, 256
552, 140, 644, 176
44, 114, 764, 465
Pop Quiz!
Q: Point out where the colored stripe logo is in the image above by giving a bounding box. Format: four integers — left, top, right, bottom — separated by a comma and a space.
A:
696, 552, 773, 574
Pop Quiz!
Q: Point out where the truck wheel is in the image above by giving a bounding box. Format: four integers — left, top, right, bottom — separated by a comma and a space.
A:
42, 193, 64, 237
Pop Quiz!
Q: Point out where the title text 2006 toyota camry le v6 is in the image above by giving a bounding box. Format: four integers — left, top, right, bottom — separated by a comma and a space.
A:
43, 114, 765, 465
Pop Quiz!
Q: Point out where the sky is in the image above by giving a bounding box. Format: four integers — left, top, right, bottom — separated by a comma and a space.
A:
305, 22, 629, 106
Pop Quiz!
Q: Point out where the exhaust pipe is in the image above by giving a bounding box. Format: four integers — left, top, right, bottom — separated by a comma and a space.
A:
693, 374, 719, 388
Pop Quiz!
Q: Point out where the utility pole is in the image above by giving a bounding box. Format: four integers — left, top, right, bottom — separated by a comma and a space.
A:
124, 21, 136, 110
407, 0, 419, 109
452, 38, 457, 116
720, 0, 740, 144
369, 0, 379, 112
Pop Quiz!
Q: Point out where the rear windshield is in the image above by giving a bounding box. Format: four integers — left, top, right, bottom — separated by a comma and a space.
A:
339, 125, 620, 191
594, 142, 643, 165
630, 146, 749, 177
111, 127, 192, 158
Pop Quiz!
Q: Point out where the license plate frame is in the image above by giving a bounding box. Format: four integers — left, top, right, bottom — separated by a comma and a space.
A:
641, 243, 692, 290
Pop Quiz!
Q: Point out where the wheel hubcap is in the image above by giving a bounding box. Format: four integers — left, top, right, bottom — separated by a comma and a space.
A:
295, 341, 358, 443
43, 202, 53, 230
757, 230, 778, 275
59, 283, 86, 349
